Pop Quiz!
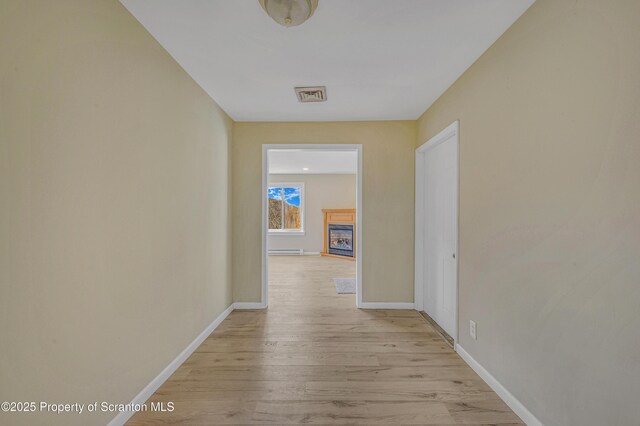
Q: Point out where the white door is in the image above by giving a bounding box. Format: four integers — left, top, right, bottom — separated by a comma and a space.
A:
416, 122, 458, 340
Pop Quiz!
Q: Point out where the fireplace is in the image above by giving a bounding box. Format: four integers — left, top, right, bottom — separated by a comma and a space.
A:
322, 208, 356, 260
327, 224, 354, 258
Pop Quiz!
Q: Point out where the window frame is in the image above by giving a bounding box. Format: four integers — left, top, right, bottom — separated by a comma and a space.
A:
267, 182, 305, 235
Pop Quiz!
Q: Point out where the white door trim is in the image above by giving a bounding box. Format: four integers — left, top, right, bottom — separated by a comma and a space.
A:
261, 144, 363, 308
414, 120, 459, 344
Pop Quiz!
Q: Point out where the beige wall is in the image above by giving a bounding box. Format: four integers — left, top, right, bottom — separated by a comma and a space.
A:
232, 122, 416, 303
268, 174, 356, 253
417, 0, 640, 424
0, 1, 233, 425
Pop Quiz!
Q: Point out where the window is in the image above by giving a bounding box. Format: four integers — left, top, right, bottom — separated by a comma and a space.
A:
268, 183, 304, 233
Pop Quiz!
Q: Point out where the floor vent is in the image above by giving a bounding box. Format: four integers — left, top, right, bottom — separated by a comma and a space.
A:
419, 311, 454, 348
295, 86, 327, 103
268, 248, 304, 256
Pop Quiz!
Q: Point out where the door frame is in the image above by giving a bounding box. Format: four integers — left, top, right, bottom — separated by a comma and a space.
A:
261, 144, 363, 308
414, 120, 459, 344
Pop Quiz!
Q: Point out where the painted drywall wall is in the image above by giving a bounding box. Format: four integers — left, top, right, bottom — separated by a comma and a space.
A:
417, 0, 640, 424
0, 1, 233, 425
232, 122, 416, 304
267, 174, 356, 254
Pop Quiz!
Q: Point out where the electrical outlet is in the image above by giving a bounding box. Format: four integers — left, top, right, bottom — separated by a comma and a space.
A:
469, 320, 477, 340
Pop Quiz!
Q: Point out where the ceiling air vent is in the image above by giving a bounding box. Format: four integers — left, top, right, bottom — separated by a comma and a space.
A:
295, 86, 327, 103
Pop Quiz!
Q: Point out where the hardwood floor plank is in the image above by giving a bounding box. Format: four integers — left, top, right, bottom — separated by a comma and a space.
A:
182, 365, 492, 383
303, 380, 495, 402
251, 400, 455, 425
197, 339, 453, 354
376, 353, 467, 367
209, 331, 445, 341
184, 352, 381, 367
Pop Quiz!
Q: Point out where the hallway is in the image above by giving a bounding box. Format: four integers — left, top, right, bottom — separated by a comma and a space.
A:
128, 256, 521, 424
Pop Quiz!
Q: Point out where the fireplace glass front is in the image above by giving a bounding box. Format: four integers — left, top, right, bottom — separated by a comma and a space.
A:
327, 224, 354, 258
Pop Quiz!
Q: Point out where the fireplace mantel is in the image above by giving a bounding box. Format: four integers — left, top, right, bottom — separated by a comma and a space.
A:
322, 209, 356, 260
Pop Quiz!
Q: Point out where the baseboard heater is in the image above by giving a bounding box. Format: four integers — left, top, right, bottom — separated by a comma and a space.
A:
268, 248, 303, 255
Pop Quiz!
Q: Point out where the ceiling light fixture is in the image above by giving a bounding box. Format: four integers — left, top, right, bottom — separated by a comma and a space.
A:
259, 0, 319, 28
303, 167, 309, 171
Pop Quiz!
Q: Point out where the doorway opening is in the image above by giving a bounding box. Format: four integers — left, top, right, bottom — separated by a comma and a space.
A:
261, 145, 363, 308
415, 121, 459, 346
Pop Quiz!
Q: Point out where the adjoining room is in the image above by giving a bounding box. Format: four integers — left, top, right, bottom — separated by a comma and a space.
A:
265, 148, 359, 308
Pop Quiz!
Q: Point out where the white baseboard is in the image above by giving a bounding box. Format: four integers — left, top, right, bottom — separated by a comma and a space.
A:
358, 302, 415, 310
107, 303, 234, 426
303, 251, 321, 255
456, 344, 543, 426
233, 302, 267, 310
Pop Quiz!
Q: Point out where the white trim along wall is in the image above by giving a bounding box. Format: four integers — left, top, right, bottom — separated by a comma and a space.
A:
456, 345, 544, 426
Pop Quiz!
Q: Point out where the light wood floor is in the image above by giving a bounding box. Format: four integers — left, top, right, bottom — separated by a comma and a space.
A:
128, 255, 522, 425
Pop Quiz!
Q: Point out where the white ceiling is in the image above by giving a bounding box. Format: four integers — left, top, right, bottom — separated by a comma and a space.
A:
268, 150, 357, 174
121, 0, 534, 121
